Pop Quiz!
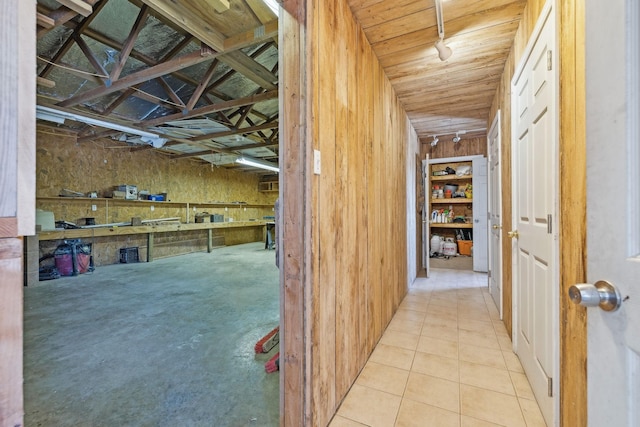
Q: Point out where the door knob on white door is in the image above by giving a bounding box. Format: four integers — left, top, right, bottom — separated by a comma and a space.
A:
507, 230, 519, 239
492, 224, 502, 230
568, 280, 622, 312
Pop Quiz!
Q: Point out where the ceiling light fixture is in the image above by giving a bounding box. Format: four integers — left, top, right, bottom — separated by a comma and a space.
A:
236, 156, 280, 173
36, 105, 167, 147
452, 132, 461, 143
430, 136, 439, 147
434, 0, 452, 61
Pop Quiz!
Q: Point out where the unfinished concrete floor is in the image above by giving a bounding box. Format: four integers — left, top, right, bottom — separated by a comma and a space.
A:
24, 242, 280, 427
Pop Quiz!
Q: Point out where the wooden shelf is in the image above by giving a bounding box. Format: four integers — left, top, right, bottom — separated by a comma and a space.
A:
258, 181, 279, 192
431, 198, 472, 204
431, 174, 472, 182
37, 220, 269, 241
36, 197, 273, 209
429, 223, 473, 229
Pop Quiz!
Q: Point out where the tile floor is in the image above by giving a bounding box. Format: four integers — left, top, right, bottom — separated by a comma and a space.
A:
330, 269, 547, 427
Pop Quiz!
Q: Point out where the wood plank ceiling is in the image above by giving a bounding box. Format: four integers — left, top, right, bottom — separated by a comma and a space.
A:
36, 0, 526, 171
347, 0, 527, 141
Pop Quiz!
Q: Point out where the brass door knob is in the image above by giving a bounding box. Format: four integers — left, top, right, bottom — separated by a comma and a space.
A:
492, 224, 502, 230
507, 230, 519, 239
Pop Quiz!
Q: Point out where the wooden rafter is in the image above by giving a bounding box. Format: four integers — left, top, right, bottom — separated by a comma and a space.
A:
57, 48, 215, 107
185, 59, 220, 111
141, 89, 278, 126
156, 78, 185, 108
109, 4, 150, 82
55, 0, 92, 17
188, 121, 279, 141
39, 0, 108, 78
72, 33, 110, 85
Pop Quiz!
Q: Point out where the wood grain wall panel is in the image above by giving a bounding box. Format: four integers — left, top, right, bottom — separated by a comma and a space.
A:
281, 0, 411, 423
0, 238, 23, 427
488, 0, 587, 424
559, 0, 587, 425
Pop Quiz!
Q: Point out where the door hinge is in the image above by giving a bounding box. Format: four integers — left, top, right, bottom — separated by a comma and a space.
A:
548, 377, 553, 397
547, 214, 552, 234
488, 270, 492, 279
547, 50, 552, 71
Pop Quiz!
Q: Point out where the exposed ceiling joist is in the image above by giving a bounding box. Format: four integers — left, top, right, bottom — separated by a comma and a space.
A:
55, 0, 93, 17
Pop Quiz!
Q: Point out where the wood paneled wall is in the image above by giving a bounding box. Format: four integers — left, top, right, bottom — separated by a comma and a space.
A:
421, 135, 488, 160
280, 0, 415, 425
0, 1, 35, 425
488, 0, 587, 425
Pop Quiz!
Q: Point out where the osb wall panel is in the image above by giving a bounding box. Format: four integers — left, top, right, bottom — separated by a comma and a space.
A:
35, 127, 276, 264
488, 0, 587, 425
307, 0, 411, 424
36, 127, 276, 206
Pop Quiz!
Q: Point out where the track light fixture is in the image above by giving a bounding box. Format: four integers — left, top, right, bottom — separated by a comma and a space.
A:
452, 132, 461, 143
430, 136, 439, 147
434, 0, 453, 61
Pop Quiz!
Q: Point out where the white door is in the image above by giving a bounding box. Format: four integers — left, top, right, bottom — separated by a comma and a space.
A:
472, 156, 488, 272
423, 156, 430, 277
487, 113, 502, 314
511, 4, 557, 425
582, 0, 640, 425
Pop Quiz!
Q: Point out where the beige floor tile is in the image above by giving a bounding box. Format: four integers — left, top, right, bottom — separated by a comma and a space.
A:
491, 321, 510, 338
459, 361, 515, 395
355, 361, 410, 396
424, 314, 458, 328
460, 384, 526, 427
497, 334, 513, 351
394, 308, 427, 323
395, 399, 460, 427
509, 371, 536, 400
337, 385, 402, 427
416, 335, 458, 359
411, 351, 459, 382
329, 415, 369, 426
403, 372, 460, 413
457, 308, 492, 322
426, 307, 459, 320
422, 324, 459, 342
502, 351, 524, 373
458, 330, 500, 350
387, 317, 424, 335
379, 329, 420, 351
519, 397, 548, 427
369, 343, 415, 371
460, 415, 503, 427
458, 344, 506, 370
458, 318, 495, 335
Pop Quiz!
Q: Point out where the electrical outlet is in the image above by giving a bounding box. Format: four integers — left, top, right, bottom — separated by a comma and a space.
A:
150, 205, 155, 212
91, 204, 97, 211
314, 149, 321, 175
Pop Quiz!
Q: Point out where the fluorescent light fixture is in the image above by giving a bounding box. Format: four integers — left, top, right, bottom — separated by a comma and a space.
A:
236, 156, 280, 173
263, 0, 279, 16
36, 105, 167, 147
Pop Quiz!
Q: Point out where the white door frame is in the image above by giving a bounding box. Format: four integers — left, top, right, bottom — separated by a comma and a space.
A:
487, 111, 502, 317
511, 1, 560, 424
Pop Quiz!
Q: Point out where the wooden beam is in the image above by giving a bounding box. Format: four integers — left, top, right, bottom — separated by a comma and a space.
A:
212, 0, 230, 13
156, 77, 186, 108
36, 76, 56, 88
55, 0, 93, 17
141, 89, 278, 126
140, 0, 226, 51
218, 51, 278, 90
185, 60, 219, 111
72, 34, 110, 84
223, 19, 278, 51
110, 5, 150, 82
56, 49, 216, 108
36, 12, 55, 28
189, 122, 278, 141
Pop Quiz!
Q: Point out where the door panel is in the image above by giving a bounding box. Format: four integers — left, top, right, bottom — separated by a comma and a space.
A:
472, 156, 488, 272
488, 114, 502, 313
584, 0, 640, 425
512, 5, 557, 425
